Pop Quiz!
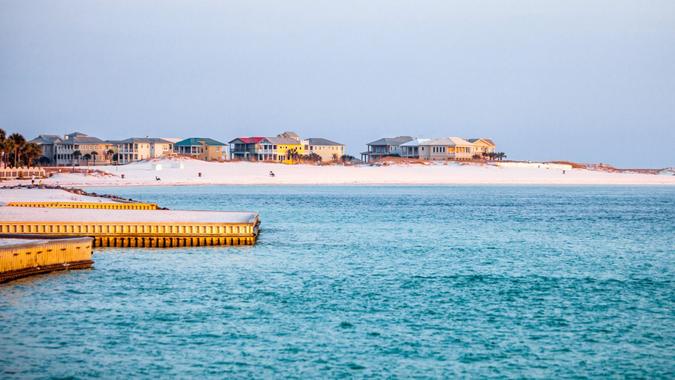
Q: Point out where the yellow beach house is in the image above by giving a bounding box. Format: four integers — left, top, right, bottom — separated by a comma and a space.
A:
263, 137, 305, 163
468, 138, 496, 157
303, 138, 345, 162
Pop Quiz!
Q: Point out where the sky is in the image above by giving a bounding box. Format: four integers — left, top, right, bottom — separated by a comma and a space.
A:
1, 0, 674, 167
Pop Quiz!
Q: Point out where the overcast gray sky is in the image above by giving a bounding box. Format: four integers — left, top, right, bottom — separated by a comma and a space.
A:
1, 0, 674, 167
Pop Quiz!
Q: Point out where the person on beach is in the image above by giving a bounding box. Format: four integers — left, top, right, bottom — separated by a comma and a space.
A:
269, 171, 275, 177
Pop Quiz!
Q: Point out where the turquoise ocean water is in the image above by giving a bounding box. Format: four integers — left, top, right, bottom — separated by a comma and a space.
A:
1, 186, 674, 378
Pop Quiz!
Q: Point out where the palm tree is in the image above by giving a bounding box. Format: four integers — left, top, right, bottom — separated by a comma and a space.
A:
105, 149, 114, 163
90, 151, 98, 166
8, 133, 25, 167
0, 128, 6, 167
286, 148, 300, 163
38, 156, 51, 166
3, 139, 14, 168
82, 153, 92, 166
72, 150, 82, 168
21, 142, 42, 167
484, 152, 497, 161
340, 154, 355, 164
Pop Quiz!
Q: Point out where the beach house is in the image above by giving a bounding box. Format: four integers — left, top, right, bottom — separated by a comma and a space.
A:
29, 135, 63, 165
419, 137, 475, 160
361, 136, 413, 162
50, 132, 112, 166
174, 138, 228, 161
229, 137, 265, 160
229, 136, 302, 162
468, 138, 496, 157
108, 138, 175, 164
302, 138, 345, 162
265, 136, 305, 163
400, 138, 430, 159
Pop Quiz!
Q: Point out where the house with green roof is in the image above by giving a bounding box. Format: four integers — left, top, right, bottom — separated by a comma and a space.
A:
174, 137, 228, 161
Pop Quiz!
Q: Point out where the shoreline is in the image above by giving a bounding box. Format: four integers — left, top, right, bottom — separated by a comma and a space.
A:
75, 182, 675, 188
2, 158, 674, 187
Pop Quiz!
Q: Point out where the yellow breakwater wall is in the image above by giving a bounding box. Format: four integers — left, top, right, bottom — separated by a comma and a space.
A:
0, 237, 93, 283
6, 201, 158, 210
0, 221, 259, 247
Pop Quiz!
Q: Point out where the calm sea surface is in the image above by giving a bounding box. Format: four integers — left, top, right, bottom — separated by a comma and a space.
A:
1, 186, 674, 378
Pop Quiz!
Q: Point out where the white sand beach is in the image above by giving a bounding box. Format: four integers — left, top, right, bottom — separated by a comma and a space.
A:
2, 158, 674, 187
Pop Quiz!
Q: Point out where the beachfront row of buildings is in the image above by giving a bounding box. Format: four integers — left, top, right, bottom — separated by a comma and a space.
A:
361, 136, 496, 162
29, 132, 497, 166
30, 133, 228, 166
29, 131, 346, 166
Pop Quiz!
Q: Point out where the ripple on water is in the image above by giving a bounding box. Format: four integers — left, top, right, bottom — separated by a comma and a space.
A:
1, 185, 674, 378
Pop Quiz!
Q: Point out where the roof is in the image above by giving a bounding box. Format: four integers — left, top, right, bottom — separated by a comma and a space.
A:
277, 131, 300, 140
305, 138, 343, 146
30, 135, 62, 144
468, 138, 496, 146
175, 137, 226, 146
264, 137, 302, 145
66, 133, 106, 144
367, 136, 414, 146
229, 137, 265, 144
400, 138, 430, 147
109, 137, 173, 145
421, 137, 473, 146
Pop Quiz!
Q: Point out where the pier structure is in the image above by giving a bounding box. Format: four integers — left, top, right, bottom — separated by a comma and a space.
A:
5, 201, 159, 210
0, 207, 260, 247
0, 237, 93, 283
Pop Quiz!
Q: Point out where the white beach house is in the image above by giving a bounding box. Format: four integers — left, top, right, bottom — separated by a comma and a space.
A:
400, 138, 430, 159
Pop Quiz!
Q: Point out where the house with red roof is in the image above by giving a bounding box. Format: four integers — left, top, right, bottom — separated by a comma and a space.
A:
228, 137, 266, 160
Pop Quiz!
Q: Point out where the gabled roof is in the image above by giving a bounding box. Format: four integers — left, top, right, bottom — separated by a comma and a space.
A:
175, 137, 226, 146
30, 135, 62, 144
229, 137, 265, 144
400, 138, 430, 147
421, 137, 473, 147
305, 138, 343, 146
264, 137, 302, 145
68, 134, 106, 144
277, 131, 300, 140
110, 137, 173, 145
367, 136, 414, 146
468, 138, 496, 146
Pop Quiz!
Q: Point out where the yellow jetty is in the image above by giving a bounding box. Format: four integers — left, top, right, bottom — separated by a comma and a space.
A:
6, 201, 159, 210
0, 237, 93, 283
0, 207, 260, 248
